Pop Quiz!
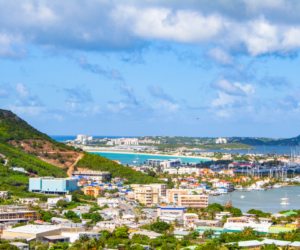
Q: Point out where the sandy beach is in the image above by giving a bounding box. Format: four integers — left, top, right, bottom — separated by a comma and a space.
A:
84, 147, 212, 160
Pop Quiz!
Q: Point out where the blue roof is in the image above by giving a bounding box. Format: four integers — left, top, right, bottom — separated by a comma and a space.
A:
91, 183, 99, 185
99, 184, 104, 186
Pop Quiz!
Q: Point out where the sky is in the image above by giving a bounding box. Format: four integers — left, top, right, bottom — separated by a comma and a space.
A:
1, 0, 300, 138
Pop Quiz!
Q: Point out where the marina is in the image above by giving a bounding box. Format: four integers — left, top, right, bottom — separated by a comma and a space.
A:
209, 186, 300, 213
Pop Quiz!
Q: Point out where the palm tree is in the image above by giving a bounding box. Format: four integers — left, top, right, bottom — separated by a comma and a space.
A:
203, 229, 214, 239
119, 212, 123, 220
79, 234, 90, 243
173, 219, 179, 227
134, 216, 139, 225
241, 226, 255, 236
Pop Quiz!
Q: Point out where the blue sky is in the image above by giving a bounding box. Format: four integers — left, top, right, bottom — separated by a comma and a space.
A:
1, 0, 300, 138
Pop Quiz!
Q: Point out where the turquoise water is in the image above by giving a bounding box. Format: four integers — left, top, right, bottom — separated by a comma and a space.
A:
209, 186, 300, 213
89, 152, 210, 166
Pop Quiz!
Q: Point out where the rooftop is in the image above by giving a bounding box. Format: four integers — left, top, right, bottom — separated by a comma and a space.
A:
4, 225, 61, 234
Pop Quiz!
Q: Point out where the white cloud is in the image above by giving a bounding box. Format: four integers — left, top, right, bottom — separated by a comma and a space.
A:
206, 47, 234, 65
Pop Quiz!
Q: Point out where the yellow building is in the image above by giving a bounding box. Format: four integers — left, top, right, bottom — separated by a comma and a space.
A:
134, 185, 159, 206
82, 186, 102, 198
177, 194, 209, 208
167, 189, 188, 204
286, 223, 298, 229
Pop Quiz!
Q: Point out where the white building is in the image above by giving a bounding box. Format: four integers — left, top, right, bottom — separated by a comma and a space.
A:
146, 183, 167, 197
160, 159, 182, 169
19, 198, 40, 205
216, 138, 227, 144
97, 198, 119, 208
164, 167, 201, 175
47, 195, 72, 207
224, 217, 272, 233
212, 181, 234, 191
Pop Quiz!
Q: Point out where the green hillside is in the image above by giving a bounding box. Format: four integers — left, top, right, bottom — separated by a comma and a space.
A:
76, 153, 164, 184
0, 109, 162, 197
0, 109, 77, 151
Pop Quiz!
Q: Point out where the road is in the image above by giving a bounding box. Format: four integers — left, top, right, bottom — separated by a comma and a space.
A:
119, 199, 138, 217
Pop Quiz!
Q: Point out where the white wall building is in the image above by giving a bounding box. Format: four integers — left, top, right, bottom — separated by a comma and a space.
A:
224, 217, 272, 233
164, 167, 202, 175
97, 198, 119, 208
47, 195, 72, 207
216, 138, 227, 144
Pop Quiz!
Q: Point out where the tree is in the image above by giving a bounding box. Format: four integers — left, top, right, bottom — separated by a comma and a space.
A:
115, 227, 129, 239
0, 244, 19, 250
56, 199, 67, 208
203, 229, 214, 239
65, 210, 78, 220
134, 216, 139, 224
241, 226, 255, 236
148, 170, 156, 177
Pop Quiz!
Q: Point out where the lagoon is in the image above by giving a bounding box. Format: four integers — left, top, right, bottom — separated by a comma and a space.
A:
88, 152, 210, 166
209, 186, 300, 213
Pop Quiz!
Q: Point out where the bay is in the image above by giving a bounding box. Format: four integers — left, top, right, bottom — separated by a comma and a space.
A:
209, 186, 300, 213
89, 152, 210, 166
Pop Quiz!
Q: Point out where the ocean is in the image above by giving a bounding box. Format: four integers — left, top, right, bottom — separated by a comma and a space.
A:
89, 152, 210, 166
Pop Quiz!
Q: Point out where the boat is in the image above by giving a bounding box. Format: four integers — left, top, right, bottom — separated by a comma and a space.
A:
240, 195, 245, 199
273, 184, 282, 188
133, 154, 139, 163
281, 192, 289, 206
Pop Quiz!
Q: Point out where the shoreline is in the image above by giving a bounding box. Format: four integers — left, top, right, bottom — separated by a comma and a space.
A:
85, 149, 212, 160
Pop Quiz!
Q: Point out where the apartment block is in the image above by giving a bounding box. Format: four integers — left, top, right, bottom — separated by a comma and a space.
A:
177, 195, 209, 208
146, 183, 167, 197
134, 185, 159, 206
167, 189, 188, 204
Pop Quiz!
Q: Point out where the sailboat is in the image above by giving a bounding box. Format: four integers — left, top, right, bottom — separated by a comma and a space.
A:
281, 192, 289, 205
133, 154, 139, 163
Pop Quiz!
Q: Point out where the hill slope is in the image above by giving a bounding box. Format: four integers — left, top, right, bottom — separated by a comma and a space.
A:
230, 136, 300, 146
0, 109, 162, 191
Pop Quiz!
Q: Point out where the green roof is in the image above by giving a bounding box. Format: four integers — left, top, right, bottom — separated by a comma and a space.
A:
196, 226, 225, 232
268, 228, 294, 234
283, 211, 298, 215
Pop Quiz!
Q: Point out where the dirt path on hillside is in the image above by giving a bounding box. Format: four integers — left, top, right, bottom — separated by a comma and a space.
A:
67, 153, 84, 177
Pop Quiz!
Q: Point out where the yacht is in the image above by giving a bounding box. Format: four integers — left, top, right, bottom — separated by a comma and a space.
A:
240, 195, 245, 199
273, 184, 282, 188
281, 193, 289, 206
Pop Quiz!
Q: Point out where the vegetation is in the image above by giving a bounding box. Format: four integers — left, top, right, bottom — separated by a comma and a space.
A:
0, 109, 78, 151
76, 153, 165, 184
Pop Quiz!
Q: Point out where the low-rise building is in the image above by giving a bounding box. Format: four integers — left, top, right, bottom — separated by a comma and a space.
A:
3, 225, 62, 241
0, 191, 8, 199
224, 217, 272, 233
213, 180, 234, 191
177, 194, 209, 208
72, 171, 111, 182
29, 177, 78, 194
82, 186, 102, 198
157, 205, 186, 216
97, 198, 119, 208
0, 209, 37, 224
19, 198, 40, 205
47, 195, 72, 207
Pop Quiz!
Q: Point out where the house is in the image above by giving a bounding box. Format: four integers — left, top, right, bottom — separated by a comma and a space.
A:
224, 217, 272, 233
215, 212, 231, 220
82, 186, 102, 198
9, 242, 29, 250
213, 181, 234, 191
47, 195, 72, 207
97, 198, 119, 208
129, 229, 162, 239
